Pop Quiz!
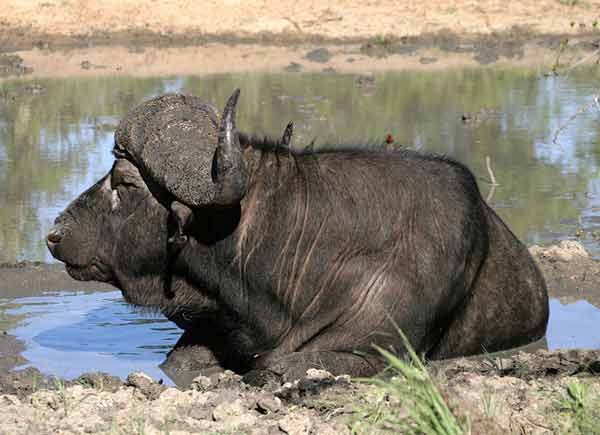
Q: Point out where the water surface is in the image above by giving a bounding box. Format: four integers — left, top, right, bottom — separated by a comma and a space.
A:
1, 67, 600, 379
0, 291, 180, 382
2, 69, 600, 262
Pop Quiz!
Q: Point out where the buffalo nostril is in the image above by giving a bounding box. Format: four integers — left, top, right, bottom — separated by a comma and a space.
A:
47, 228, 63, 244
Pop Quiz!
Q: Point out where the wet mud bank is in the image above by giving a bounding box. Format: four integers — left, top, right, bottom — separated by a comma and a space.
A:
1, 31, 599, 80
1, 242, 600, 433
0, 262, 113, 298
530, 240, 600, 307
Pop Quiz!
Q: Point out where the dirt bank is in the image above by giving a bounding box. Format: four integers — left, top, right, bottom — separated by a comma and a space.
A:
0, 1, 599, 79
1, 31, 598, 80
0, 262, 114, 298
2, 0, 600, 49
0, 352, 599, 434
530, 240, 600, 307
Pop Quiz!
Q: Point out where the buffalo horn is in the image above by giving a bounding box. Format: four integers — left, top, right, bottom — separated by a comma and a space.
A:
211, 89, 249, 206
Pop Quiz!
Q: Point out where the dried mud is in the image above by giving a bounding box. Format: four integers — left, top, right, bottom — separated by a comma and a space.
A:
0, 1, 599, 79
1, 32, 599, 80
1, 0, 600, 51
1, 354, 599, 434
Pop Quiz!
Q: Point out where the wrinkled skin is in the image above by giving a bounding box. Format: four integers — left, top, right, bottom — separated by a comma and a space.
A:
48, 92, 549, 384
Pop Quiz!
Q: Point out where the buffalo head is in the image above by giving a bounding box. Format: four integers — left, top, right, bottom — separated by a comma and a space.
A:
46, 90, 289, 326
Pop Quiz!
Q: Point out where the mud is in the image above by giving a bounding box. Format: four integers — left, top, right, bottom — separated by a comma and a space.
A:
434, 349, 600, 380
0, 262, 113, 299
1, 32, 599, 80
0, 0, 598, 80
530, 241, 600, 307
0, 354, 599, 434
0, 332, 26, 374
0, 54, 32, 78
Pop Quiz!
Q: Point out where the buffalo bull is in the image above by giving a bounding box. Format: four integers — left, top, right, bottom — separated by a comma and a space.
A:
47, 90, 549, 383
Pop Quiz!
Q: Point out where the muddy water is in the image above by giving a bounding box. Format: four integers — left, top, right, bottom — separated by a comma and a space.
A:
1, 67, 600, 380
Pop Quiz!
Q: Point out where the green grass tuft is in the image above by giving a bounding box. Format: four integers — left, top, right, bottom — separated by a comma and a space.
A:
351, 329, 467, 434
554, 379, 600, 434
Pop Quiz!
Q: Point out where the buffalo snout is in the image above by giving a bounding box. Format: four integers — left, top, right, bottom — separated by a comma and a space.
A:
46, 225, 64, 245
46, 219, 85, 269
46, 224, 68, 258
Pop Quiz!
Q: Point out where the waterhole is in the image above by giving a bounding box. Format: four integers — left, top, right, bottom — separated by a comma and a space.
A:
1, 67, 599, 380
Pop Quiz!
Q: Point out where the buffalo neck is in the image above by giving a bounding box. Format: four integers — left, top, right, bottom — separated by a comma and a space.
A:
173, 148, 314, 354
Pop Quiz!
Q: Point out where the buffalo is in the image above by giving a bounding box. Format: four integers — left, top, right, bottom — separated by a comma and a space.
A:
47, 90, 549, 383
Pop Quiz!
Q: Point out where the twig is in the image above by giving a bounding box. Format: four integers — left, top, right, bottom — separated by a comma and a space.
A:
564, 47, 600, 75
523, 415, 554, 432
486, 184, 497, 203
549, 38, 569, 76
553, 95, 599, 146
485, 156, 499, 186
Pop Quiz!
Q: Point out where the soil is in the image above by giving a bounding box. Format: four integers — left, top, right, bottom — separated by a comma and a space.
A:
0, 333, 26, 375
0, 353, 599, 434
1, 242, 600, 434
0, 262, 113, 299
530, 240, 600, 307
0, 1, 599, 78
2, 0, 600, 48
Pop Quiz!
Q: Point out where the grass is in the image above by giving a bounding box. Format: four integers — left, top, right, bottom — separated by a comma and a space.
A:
374, 34, 392, 47
134, 416, 146, 435
481, 391, 498, 419
52, 376, 69, 417
107, 416, 148, 435
351, 329, 467, 435
553, 379, 600, 434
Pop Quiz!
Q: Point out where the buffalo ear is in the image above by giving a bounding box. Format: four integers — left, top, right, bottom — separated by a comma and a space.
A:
168, 201, 194, 255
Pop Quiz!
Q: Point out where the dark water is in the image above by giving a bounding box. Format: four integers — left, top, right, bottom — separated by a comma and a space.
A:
1, 67, 600, 380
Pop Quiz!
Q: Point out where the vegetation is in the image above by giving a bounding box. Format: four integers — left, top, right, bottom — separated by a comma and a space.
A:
52, 375, 69, 417
351, 329, 466, 435
557, 0, 580, 6
554, 380, 600, 434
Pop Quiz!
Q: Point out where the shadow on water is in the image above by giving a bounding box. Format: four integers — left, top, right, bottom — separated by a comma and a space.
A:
1, 66, 600, 380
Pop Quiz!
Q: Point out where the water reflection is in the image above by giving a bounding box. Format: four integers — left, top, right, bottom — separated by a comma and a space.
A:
547, 299, 600, 350
1, 68, 599, 264
0, 291, 180, 382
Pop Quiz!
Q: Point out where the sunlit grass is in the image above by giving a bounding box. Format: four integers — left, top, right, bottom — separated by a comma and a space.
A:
351, 329, 467, 435
553, 379, 600, 434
